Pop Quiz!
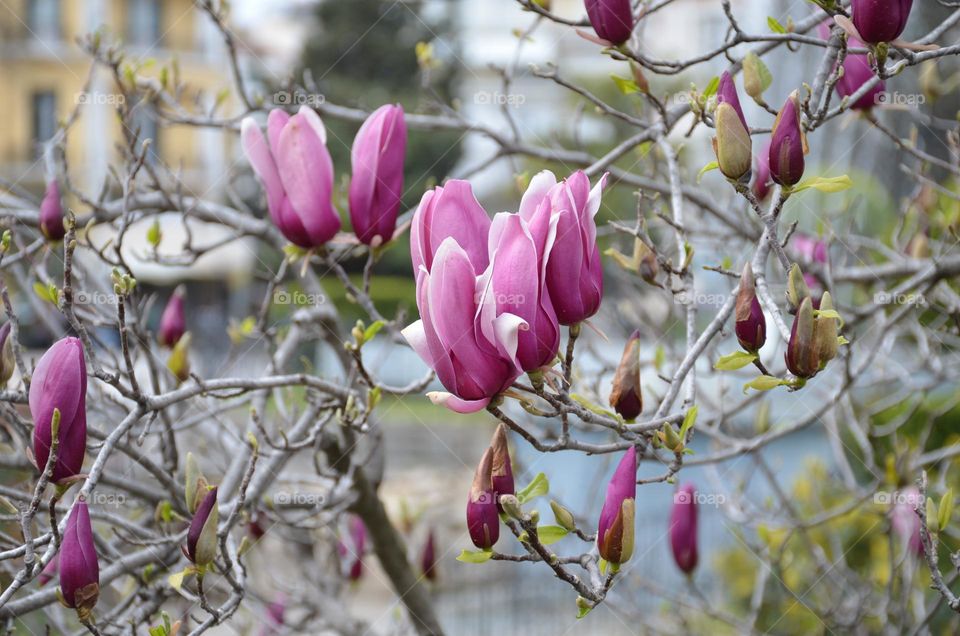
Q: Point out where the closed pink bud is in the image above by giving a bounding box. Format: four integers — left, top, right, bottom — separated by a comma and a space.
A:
241, 107, 340, 248
60, 500, 99, 612
735, 265, 766, 353
349, 104, 407, 246
402, 238, 525, 414
420, 529, 438, 581
40, 180, 66, 241
852, 0, 913, 44
584, 0, 633, 45
186, 487, 218, 566
609, 330, 642, 420
596, 447, 636, 564
752, 140, 772, 201
669, 483, 699, 574
157, 286, 186, 348
540, 171, 606, 325
29, 337, 87, 483
769, 92, 806, 187
467, 448, 499, 550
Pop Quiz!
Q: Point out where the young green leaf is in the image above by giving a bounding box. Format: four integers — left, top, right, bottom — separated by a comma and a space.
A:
536, 525, 569, 545
456, 549, 494, 564
517, 472, 550, 504
714, 351, 758, 371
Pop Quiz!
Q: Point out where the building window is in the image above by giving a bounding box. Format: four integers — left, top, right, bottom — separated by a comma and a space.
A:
127, 0, 161, 47
26, 0, 60, 41
31, 91, 56, 158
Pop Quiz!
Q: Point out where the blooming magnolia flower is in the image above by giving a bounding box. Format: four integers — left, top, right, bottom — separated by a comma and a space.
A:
584, 0, 633, 45
852, 0, 913, 44
241, 107, 340, 248
349, 104, 407, 246
597, 446, 636, 565
669, 483, 699, 574
609, 330, 642, 420
30, 337, 87, 482
60, 500, 99, 614
157, 286, 186, 348
410, 180, 491, 276
402, 238, 525, 413
523, 170, 606, 325
467, 448, 499, 550
735, 264, 766, 353
488, 209, 560, 371
39, 179, 66, 241
186, 487, 218, 567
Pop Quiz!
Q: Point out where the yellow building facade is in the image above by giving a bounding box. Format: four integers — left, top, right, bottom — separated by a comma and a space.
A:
0, 0, 233, 196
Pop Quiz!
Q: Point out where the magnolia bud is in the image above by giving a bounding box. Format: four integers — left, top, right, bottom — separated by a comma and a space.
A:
735, 264, 766, 353
669, 483, 699, 574
596, 447, 636, 565
785, 297, 819, 379
0, 321, 14, 387
60, 500, 99, 614
550, 500, 577, 532
157, 286, 186, 348
786, 263, 812, 312
769, 91, 806, 187
584, 0, 634, 45
467, 448, 499, 549
30, 337, 87, 483
813, 291, 839, 366
712, 72, 752, 181
420, 529, 438, 581
499, 494, 524, 520
609, 330, 642, 420
852, 0, 913, 44
742, 53, 766, 102
39, 180, 66, 242
167, 332, 191, 384
186, 487, 218, 567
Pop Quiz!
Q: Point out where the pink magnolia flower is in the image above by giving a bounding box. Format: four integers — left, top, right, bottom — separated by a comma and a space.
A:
241, 107, 340, 248
403, 238, 525, 413
410, 180, 491, 276
349, 104, 407, 246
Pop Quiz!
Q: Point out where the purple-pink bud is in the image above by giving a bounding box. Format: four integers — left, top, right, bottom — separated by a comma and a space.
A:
717, 71, 748, 132
852, 0, 913, 44
488, 210, 560, 371
157, 286, 186, 348
346, 515, 366, 581
241, 107, 340, 249
669, 483, 699, 574
489, 423, 515, 510
467, 448, 500, 550
421, 528, 438, 581
60, 500, 99, 612
186, 487, 218, 566
735, 264, 766, 353
542, 171, 606, 325
818, 24, 885, 110
890, 488, 923, 556
37, 554, 57, 586
584, 0, 633, 45
410, 180, 491, 277
349, 104, 407, 246
29, 337, 87, 483
596, 447, 636, 564
769, 92, 805, 187
39, 180, 66, 241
